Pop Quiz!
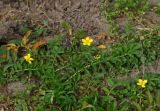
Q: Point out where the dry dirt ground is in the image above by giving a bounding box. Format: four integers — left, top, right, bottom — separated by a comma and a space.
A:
0, 0, 106, 38
0, 0, 159, 38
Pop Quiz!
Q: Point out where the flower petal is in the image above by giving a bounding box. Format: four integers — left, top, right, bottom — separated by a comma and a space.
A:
137, 83, 141, 86
143, 80, 147, 84
83, 42, 87, 45
87, 42, 91, 46
30, 58, 34, 61
86, 37, 90, 41
82, 39, 85, 42
27, 54, 31, 58
141, 85, 145, 88
24, 56, 27, 59
138, 79, 142, 84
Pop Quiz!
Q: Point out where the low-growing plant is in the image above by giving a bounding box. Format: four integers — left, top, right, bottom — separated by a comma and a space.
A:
0, 18, 160, 111
101, 0, 150, 21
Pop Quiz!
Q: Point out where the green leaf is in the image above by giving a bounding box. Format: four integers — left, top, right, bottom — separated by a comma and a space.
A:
131, 101, 142, 111
146, 90, 153, 105
43, 20, 49, 26
81, 101, 96, 111
0, 46, 7, 62
15, 99, 29, 111
60, 20, 71, 30
20, 24, 30, 33
156, 90, 160, 106
74, 29, 86, 39
33, 28, 44, 37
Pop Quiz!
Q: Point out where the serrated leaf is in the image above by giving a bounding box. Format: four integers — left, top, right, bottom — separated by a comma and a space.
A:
60, 20, 71, 30
81, 101, 95, 110
22, 30, 32, 46
5, 43, 18, 52
32, 39, 46, 50
43, 20, 49, 26
156, 90, 160, 105
146, 90, 153, 105
20, 24, 30, 33
74, 29, 86, 39
131, 101, 142, 111
34, 28, 44, 37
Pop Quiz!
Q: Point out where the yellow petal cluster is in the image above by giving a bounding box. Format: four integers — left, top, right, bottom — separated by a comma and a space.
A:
137, 79, 147, 88
24, 54, 34, 64
82, 36, 93, 46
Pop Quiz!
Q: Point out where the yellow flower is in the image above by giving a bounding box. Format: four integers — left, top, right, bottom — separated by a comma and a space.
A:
82, 36, 93, 46
94, 54, 100, 60
137, 79, 147, 88
24, 54, 34, 64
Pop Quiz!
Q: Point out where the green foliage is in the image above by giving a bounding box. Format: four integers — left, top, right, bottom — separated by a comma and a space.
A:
155, 4, 160, 15
101, 0, 150, 21
20, 20, 51, 38
107, 41, 142, 74
15, 99, 29, 111
0, 2, 160, 110
60, 20, 71, 30
131, 90, 160, 111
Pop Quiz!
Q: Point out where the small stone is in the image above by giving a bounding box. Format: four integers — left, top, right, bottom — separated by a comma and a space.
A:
140, 36, 145, 41
7, 81, 26, 96
0, 107, 4, 111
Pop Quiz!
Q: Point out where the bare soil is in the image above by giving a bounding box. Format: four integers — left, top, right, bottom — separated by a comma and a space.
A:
0, 0, 106, 38
0, 0, 159, 38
